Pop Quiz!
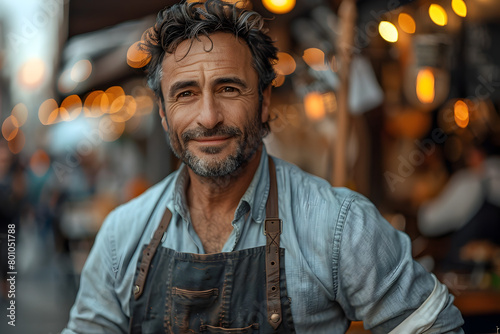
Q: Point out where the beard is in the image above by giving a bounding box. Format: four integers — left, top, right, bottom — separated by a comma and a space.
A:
168, 108, 264, 178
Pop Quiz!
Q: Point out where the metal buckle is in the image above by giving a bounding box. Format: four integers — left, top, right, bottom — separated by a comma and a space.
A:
263, 218, 282, 235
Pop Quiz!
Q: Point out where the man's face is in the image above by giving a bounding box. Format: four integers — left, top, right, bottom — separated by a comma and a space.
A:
159, 32, 270, 178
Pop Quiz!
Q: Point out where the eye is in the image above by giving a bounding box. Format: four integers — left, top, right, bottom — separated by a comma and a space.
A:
220, 86, 239, 95
177, 91, 193, 99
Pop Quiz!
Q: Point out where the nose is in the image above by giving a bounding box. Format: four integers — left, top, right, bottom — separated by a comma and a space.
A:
196, 93, 223, 129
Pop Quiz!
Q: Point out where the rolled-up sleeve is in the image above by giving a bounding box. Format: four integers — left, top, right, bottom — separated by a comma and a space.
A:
62, 210, 128, 334
334, 194, 464, 333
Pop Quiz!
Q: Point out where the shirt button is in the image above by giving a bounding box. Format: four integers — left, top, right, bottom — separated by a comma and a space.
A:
134, 285, 140, 294
270, 313, 280, 323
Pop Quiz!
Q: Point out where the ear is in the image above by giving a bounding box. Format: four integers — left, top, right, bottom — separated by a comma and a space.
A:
158, 99, 169, 131
261, 85, 272, 123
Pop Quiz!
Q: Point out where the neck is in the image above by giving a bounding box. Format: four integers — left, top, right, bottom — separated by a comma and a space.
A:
186, 145, 263, 217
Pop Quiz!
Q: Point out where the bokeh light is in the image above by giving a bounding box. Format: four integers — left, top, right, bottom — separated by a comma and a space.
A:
38, 99, 60, 125
60, 95, 83, 121
452, 0, 467, 17
379, 21, 399, 43
304, 92, 326, 121
429, 4, 448, 26
110, 96, 137, 122
2, 116, 19, 141
454, 99, 469, 128
416, 68, 435, 104
398, 13, 416, 34
274, 52, 296, 76
83, 90, 105, 118
8, 129, 25, 154
11, 103, 28, 127
262, 0, 295, 14
127, 41, 151, 68
302, 48, 327, 71
70, 59, 92, 83
18, 58, 46, 89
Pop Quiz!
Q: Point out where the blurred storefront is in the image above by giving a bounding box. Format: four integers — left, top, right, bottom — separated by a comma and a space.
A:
0, 0, 499, 333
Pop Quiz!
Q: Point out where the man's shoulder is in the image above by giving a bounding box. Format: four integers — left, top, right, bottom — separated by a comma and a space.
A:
272, 156, 359, 205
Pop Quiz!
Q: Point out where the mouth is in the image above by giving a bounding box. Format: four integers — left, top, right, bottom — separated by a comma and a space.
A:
192, 135, 232, 146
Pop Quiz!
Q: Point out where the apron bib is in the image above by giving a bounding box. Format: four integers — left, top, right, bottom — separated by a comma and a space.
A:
129, 158, 296, 333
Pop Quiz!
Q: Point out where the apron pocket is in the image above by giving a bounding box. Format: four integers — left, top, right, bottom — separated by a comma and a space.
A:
200, 323, 259, 333
171, 287, 219, 306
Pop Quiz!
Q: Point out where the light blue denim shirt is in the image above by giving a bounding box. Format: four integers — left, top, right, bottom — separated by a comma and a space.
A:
63, 147, 464, 333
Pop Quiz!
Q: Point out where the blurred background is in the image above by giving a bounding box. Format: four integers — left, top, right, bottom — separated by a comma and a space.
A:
0, 0, 500, 333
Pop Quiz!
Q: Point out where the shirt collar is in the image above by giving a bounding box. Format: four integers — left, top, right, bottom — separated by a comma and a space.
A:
170, 146, 271, 224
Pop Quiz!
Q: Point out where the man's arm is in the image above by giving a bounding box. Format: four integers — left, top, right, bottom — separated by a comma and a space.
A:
63, 210, 128, 334
334, 194, 464, 333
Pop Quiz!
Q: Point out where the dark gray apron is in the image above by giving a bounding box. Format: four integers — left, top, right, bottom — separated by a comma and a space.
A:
129, 158, 296, 333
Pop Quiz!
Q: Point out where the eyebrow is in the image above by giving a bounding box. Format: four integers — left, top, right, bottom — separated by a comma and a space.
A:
213, 77, 248, 89
168, 80, 199, 98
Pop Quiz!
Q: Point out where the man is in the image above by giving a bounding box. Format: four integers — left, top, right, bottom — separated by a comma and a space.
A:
63, 1, 464, 333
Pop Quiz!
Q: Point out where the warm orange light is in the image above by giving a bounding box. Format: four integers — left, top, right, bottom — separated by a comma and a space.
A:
398, 13, 416, 34
262, 0, 295, 14
379, 21, 399, 43
454, 100, 469, 128
92, 91, 111, 113
60, 95, 82, 121
304, 92, 326, 121
274, 52, 296, 76
127, 41, 151, 68
429, 4, 448, 26
302, 48, 327, 71
454, 100, 469, 121
70, 59, 92, 83
38, 99, 60, 125
110, 96, 137, 122
11, 103, 28, 127
83, 90, 105, 118
18, 58, 46, 89
105, 86, 126, 113
272, 74, 285, 87
452, 0, 467, 17
29, 149, 51, 177
8, 129, 25, 154
416, 68, 435, 104
2, 116, 19, 141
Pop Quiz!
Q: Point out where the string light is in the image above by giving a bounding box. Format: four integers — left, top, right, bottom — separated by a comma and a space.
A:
262, 0, 295, 14
379, 21, 399, 43
429, 4, 448, 26
398, 13, 416, 34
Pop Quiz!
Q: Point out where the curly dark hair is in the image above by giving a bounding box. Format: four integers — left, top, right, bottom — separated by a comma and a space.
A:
141, 0, 278, 132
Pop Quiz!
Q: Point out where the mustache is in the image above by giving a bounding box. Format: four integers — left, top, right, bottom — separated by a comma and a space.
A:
181, 125, 242, 142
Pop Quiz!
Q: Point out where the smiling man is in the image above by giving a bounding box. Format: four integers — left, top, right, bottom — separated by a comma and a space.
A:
63, 1, 464, 333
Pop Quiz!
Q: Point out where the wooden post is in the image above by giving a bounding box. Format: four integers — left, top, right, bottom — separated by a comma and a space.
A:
333, 0, 356, 187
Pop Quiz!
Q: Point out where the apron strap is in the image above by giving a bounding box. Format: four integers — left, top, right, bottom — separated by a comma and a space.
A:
133, 208, 172, 300
265, 157, 283, 329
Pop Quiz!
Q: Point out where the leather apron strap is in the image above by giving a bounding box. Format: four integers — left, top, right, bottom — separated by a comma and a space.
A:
133, 209, 172, 299
264, 157, 282, 329
133, 156, 282, 332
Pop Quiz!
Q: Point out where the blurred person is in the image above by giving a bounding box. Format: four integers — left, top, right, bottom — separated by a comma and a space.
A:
63, 1, 464, 333
0, 139, 25, 298
418, 140, 500, 273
